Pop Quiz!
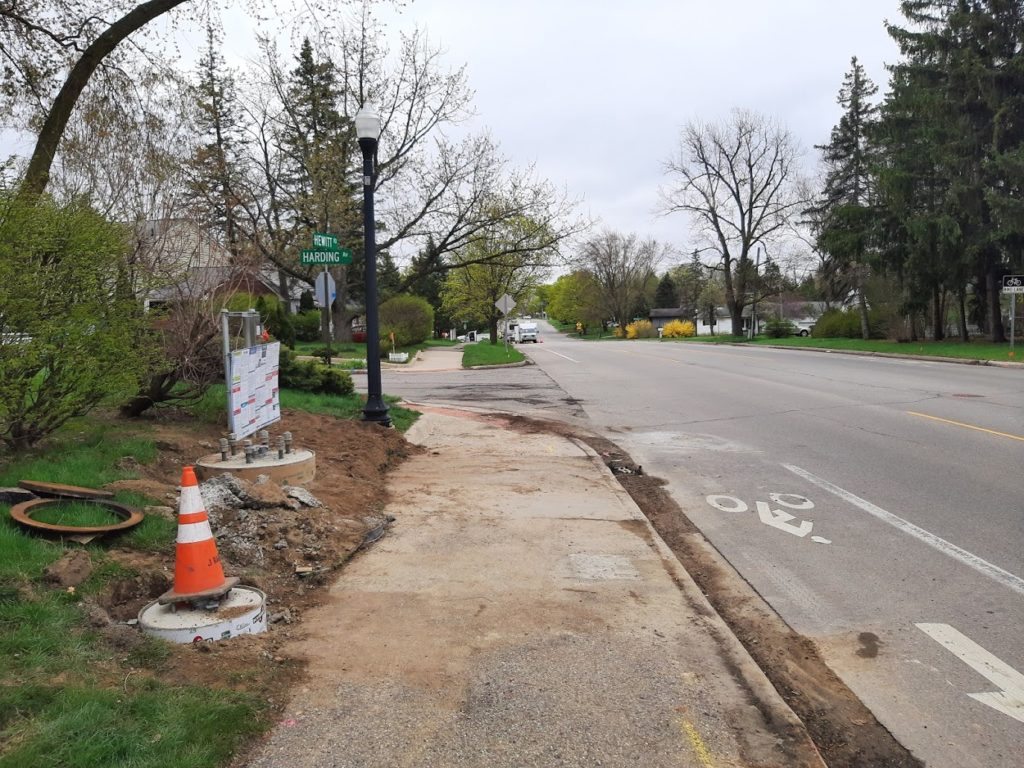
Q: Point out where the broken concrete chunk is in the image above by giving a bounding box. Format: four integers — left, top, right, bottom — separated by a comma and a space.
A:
283, 486, 323, 508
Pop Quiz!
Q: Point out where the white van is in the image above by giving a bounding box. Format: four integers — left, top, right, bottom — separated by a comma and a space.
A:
515, 322, 538, 343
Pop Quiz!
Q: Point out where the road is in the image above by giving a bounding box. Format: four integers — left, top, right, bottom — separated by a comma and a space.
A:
369, 323, 1024, 767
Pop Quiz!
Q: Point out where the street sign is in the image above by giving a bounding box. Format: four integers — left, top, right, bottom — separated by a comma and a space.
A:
301, 248, 352, 265
1002, 275, 1024, 293
313, 232, 339, 250
495, 293, 516, 315
314, 271, 336, 307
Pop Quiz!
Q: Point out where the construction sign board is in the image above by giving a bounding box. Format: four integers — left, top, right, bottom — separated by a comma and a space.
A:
228, 342, 280, 439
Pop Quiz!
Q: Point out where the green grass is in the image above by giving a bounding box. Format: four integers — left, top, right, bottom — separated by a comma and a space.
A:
742, 336, 1020, 361
0, 683, 266, 768
193, 384, 419, 432
462, 341, 527, 368
0, 419, 266, 768
29, 501, 126, 528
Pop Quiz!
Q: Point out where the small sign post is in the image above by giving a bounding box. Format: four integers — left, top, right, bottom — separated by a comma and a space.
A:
1003, 276, 1023, 354
495, 294, 516, 351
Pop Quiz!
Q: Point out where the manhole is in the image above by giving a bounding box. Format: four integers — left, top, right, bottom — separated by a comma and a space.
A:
10, 498, 143, 535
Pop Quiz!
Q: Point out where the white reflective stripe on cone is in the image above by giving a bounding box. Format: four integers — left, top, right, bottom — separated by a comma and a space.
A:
176, 520, 215, 545
178, 484, 205, 516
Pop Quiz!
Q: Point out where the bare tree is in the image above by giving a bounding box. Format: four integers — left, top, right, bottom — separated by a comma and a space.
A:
661, 109, 806, 336
573, 231, 671, 330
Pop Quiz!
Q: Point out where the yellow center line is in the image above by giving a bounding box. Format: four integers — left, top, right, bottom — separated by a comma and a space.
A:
907, 411, 1024, 443
681, 719, 715, 767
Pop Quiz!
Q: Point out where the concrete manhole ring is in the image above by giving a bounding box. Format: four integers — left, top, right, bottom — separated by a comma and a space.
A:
9, 498, 144, 535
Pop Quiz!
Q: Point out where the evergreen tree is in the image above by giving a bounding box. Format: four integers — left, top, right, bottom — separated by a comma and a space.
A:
881, 0, 1024, 342
279, 39, 363, 339
812, 56, 879, 339
185, 25, 247, 255
654, 272, 678, 308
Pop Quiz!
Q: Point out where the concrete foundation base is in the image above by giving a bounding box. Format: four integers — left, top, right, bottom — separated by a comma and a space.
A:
195, 449, 315, 485
138, 586, 267, 644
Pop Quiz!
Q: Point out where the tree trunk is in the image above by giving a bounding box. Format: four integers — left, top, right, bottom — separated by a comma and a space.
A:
278, 269, 292, 314
332, 266, 354, 342
932, 286, 945, 342
957, 288, 970, 342
18, 0, 188, 198
858, 291, 870, 340
986, 267, 1006, 343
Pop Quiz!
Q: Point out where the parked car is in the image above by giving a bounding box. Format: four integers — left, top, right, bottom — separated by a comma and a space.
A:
794, 321, 815, 337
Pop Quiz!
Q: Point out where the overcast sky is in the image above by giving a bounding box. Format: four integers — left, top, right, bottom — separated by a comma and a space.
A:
8, 1, 906, 267
354, 0, 905, 257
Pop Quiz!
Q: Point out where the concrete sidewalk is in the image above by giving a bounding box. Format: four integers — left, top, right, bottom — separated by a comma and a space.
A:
242, 410, 822, 768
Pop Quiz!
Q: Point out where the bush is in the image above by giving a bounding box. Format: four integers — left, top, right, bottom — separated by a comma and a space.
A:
625, 319, 657, 339
292, 310, 323, 342
256, 296, 296, 349
812, 309, 887, 339
278, 347, 353, 396
0, 194, 151, 450
764, 317, 797, 338
662, 319, 696, 338
379, 294, 434, 347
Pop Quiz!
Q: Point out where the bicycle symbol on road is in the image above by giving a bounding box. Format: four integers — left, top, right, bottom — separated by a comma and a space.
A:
706, 493, 831, 544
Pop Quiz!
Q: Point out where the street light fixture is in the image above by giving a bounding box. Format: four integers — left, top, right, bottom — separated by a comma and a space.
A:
355, 104, 391, 426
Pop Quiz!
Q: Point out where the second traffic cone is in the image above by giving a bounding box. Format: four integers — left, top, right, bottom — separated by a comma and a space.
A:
159, 466, 238, 604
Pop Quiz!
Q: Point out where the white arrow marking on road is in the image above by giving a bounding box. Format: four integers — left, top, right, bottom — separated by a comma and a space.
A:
784, 464, 1024, 596
755, 501, 812, 537
917, 623, 1024, 725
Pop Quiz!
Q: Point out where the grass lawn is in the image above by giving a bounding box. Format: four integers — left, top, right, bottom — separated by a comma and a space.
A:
743, 336, 1020, 361
462, 341, 526, 367
0, 423, 265, 768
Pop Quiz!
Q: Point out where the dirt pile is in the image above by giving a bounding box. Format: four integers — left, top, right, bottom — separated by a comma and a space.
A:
80, 408, 419, 702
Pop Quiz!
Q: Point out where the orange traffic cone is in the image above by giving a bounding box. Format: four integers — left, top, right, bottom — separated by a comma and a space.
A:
158, 466, 238, 604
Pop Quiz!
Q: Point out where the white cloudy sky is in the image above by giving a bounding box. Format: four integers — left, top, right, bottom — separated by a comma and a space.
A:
8, 1, 905, 263
359, 0, 905, 252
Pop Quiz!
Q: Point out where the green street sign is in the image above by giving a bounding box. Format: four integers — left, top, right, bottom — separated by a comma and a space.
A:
312, 232, 339, 250
301, 248, 352, 265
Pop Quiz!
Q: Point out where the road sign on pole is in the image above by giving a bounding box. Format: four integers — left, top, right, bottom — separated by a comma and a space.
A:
301, 248, 352, 265
495, 294, 516, 315
314, 270, 336, 307
1002, 275, 1024, 293
313, 232, 339, 250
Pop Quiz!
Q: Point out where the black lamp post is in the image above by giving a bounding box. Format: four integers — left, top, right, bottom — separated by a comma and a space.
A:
355, 105, 391, 426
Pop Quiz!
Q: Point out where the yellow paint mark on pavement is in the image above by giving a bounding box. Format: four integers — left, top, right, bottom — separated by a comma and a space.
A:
907, 411, 1024, 443
681, 719, 715, 767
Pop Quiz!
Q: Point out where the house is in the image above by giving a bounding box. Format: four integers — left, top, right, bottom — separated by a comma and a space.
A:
133, 219, 303, 312
648, 307, 731, 336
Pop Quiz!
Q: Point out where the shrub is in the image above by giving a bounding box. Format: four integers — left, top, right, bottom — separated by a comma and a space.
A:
255, 296, 295, 348
764, 317, 797, 338
0, 194, 151, 450
662, 319, 696, 338
379, 294, 434, 347
812, 308, 888, 339
292, 310, 323, 342
278, 347, 353, 396
625, 319, 656, 339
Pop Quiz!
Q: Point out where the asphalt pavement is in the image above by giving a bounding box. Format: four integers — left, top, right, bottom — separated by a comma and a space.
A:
365, 327, 1024, 767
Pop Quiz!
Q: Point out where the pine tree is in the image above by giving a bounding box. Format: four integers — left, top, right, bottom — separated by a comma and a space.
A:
813, 57, 879, 339
279, 39, 363, 340
654, 272, 678, 308
185, 25, 246, 255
